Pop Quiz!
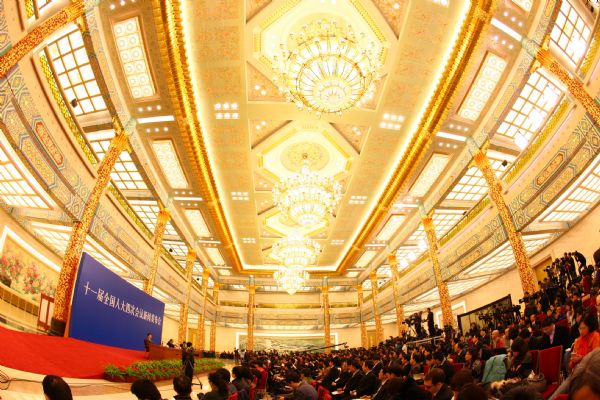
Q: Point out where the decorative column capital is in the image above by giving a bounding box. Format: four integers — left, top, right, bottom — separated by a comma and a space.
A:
421, 215, 434, 232
322, 285, 329, 294
387, 252, 397, 266
248, 284, 256, 294
369, 271, 377, 282
157, 208, 171, 225
186, 250, 196, 263
356, 285, 363, 295
201, 268, 210, 280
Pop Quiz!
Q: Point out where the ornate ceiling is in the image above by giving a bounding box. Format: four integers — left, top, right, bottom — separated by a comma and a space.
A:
1, 0, 599, 327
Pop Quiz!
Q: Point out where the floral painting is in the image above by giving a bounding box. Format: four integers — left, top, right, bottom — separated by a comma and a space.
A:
0, 236, 58, 303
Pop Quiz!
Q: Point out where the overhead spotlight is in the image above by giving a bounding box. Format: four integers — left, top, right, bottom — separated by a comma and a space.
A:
70, 98, 78, 108
501, 160, 508, 167
169, 248, 174, 253
463, 211, 467, 216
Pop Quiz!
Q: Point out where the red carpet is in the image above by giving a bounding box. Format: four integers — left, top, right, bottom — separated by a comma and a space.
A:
0, 325, 147, 378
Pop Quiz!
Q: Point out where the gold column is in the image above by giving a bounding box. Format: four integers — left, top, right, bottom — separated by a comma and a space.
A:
422, 216, 454, 329
535, 43, 600, 125
51, 122, 129, 336
210, 283, 219, 353
195, 268, 210, 352
388, 253, 406, 336
370, 271, 384, 344
0, 1, 85, 78
356, 285, 367, 348
177, 251, 195, 343
144, 208, 170, 294
247, 281, 255, 351
322, 282, 331, 354
472, 150, 537, 294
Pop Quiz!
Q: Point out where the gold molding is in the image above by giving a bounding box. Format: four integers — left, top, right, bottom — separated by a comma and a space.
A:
150, 0, 243, 272
337, 0, 498, 274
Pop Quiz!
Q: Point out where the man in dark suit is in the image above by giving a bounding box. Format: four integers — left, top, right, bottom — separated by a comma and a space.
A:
351, 360, 379, 398
424, 368, 453, 400
321, 358, 341, 389
427, 308, 435, 337
143, 332, 152, 352
329, 360, 351, 392
370, 368, 389, 400
335, 361, 363, 399
541, 319, 571, 350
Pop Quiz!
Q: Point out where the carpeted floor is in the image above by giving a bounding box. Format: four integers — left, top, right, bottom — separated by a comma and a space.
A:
0, 325, 147, 378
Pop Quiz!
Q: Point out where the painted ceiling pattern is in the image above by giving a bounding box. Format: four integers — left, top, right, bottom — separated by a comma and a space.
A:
0, 0, 599, 328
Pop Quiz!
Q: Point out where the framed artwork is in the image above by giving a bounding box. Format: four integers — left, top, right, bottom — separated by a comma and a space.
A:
0, 226, 59, 304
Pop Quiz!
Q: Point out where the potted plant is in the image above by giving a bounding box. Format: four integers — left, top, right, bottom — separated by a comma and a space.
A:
104, 364, 126, 382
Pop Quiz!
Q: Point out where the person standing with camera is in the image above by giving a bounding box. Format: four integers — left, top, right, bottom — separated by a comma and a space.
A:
182, 342, 195, 381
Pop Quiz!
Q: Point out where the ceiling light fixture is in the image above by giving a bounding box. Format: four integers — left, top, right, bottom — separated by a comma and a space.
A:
272, 154, 342, 227
270, 234, 321, 270
272, 19, 383, 116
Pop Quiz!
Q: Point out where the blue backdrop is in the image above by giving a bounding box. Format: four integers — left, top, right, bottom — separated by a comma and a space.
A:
69, 253, 164, 350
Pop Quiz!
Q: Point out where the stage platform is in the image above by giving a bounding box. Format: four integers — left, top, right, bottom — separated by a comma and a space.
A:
0, 325, 147, 379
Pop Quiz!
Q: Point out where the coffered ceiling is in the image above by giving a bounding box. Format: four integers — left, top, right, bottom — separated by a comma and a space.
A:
174, 0, 474, 274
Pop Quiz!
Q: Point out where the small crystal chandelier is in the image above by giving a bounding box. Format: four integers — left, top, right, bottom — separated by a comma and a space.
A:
272, 19, 383, 116
273, 266, 309, 295
272, 154, 342, 227
270, 234, 321, 269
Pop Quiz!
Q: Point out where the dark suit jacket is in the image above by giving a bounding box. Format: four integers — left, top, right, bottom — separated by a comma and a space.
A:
541, 325, 571, 350
372, 361, 384, 376
439, 360, 455, 385
371, 379, 389, 400
355, 371, 379, 397
322, 366, 340, 387
396, 378, 429, 400
332, 370, 351, 390
433, 384, 453, 400
343, 370, 364, 395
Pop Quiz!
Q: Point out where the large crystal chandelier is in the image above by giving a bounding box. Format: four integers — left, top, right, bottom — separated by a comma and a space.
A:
270, 234, 321, 269
272, 19, 383, 115
273, 266, 309, 295
272, 155, 342, 227
271, 234, 319, 294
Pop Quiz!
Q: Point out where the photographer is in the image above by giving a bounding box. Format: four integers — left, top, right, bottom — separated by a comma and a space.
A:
182, 341, 195, 381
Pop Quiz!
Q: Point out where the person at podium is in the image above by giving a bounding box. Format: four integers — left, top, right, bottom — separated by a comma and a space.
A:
144, 332, 153, 352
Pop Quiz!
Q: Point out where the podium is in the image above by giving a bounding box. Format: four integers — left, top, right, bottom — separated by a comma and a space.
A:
148, 343, 182, 360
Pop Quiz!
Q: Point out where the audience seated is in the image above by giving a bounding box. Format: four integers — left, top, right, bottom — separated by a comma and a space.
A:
569, 313, 600, 370
199, 372, 230, 400
424, 368, 453, 400
131, 379, 164, 400
173, 375, 193, 400
42, 375, 73, 400
568, 348, 600, 400
31, 247, 600, 400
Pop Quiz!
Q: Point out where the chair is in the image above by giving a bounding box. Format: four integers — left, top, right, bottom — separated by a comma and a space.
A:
453, 363, 464, 373
555, 319, 570, 329
554, 395, 568, 400
249, 377, 258, 400
539, 345, 563, 399
229, 393, 239, 400
318, 387, 331, 400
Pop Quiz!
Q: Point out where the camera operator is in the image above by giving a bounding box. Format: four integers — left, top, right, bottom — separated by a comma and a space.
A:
518, 292, 537, 318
